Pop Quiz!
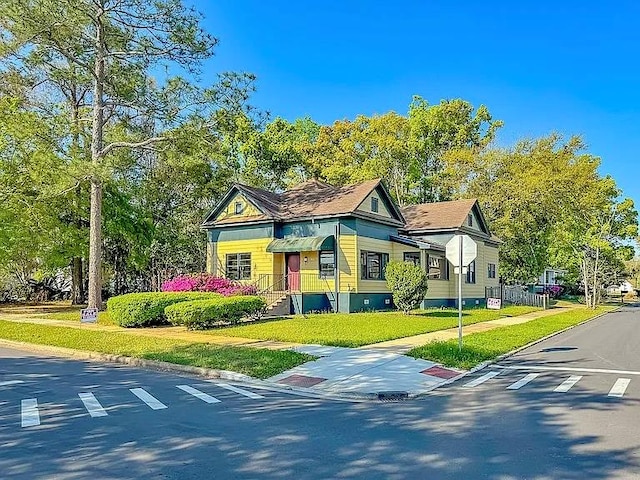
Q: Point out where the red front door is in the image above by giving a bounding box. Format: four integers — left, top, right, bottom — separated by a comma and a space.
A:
286, 253, 300, 291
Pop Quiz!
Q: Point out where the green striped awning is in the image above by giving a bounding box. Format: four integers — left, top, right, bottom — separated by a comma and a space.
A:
266, 235, 335, 253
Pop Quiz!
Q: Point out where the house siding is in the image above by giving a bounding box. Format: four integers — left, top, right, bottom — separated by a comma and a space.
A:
338, 234, 358, 292
211, 237, 274, 279
214, 192, 261, 222
357, 190, 393, 218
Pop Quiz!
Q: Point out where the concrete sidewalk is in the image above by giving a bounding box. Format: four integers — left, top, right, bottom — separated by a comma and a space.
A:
268, 305, 580, 396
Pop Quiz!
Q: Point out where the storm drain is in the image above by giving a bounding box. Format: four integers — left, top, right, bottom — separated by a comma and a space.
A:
377, 391, 409, 402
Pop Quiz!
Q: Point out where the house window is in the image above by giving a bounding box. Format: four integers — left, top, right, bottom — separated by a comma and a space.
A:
226, 253, 251, 280
428, 255, 448, 280
319, 251, 335, 279
466, 260, 476, 284
468, 214, 473, 227
371, 197, 379, 213
488, 263, 496, 279
360, 251, 389, 280
404, 252, 421, 266
234, 202, 243, 215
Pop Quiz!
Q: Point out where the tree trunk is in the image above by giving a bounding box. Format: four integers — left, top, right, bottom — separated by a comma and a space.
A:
87, 3, 105, 310
71, 257, 85, 304
592, 246, 600, 309
69, 76, 86, 306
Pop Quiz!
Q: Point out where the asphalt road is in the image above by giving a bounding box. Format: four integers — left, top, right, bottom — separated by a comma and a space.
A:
1, 305, 639, 479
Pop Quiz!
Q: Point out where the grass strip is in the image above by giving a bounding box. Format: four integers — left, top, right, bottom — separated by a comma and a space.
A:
0, 320, 312, 379
407, 306, 612, 370
215, 306, 539, 347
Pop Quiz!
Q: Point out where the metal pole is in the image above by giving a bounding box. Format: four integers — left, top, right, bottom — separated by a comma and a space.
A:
334, 223, 340, 313
458, 235, 463, 351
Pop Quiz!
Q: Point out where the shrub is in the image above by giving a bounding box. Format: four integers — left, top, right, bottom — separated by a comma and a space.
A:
165, 296, 267, 330
385, 261, 429, 314
107, 292, 220, 327
161, 274, 257, 296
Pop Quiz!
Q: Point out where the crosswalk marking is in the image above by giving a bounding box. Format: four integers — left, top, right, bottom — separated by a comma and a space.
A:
21, 398, 40, 427
554, 375, 582, 393
608, 378, 631, 398
506, 373, 540, 390
214, 383, 264, 399
176, 385, 221, 404
0, 380, 24, 387
78, 392, 108, 417
130, 388, 168, 410
463, 371, 501, 388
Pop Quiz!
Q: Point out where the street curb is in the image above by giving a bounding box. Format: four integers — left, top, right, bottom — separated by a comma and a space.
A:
0, 338, 373, 402
414, 305, 623, 396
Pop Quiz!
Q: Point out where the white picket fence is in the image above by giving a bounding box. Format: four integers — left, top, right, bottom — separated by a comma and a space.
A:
485, 286, 550, 309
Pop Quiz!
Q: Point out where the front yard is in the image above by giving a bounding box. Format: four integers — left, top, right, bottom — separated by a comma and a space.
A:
408, 306, 612, 369
0, 319, 311, 379
211, 306, 539, 347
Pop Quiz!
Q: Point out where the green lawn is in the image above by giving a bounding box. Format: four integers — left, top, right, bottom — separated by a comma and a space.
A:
0, 303, 116, 325
0, 320, 312, 379
41, 309, 116, 325
212, 306, 539, 347
408, 306, 612, 370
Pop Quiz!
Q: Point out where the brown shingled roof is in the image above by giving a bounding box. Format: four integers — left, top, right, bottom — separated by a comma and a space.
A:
207, 178, 400, 226
401, 199, 478, 231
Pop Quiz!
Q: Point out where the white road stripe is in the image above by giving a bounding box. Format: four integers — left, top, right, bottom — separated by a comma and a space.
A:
496, 365, 640, 376
176, 385, 221, 404
130, 388, 168, 410
21, 398, 40, 427
0, 380, 24, 387
463, 371, 501, 388
215, 383, 264, 399
608, 378, 631, 398
506, 373, 540, 390
78, 392, 108, 417
554, 375, 583, 393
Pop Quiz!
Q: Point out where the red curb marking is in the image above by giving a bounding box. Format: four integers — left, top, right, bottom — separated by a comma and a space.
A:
421, 366, 459, 379
277, 375, 327, 387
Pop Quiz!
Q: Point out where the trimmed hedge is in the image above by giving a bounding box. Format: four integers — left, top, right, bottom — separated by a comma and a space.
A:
164, 296, 267, 330
107, 292, 221, 327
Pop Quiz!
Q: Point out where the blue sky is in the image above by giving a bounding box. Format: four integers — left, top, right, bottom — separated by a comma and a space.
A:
193, 1, 639, 207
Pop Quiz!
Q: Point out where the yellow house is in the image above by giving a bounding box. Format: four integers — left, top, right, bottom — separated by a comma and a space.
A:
202, 179, 500, 313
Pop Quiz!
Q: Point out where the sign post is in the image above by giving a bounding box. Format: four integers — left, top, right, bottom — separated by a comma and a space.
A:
445, 235, 477, 351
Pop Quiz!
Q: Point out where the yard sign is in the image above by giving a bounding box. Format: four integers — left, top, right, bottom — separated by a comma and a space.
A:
81, 307, 98, 323
487, 298, 502, 310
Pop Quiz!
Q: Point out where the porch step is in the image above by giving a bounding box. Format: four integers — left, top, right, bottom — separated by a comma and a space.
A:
265, 294, 291, 317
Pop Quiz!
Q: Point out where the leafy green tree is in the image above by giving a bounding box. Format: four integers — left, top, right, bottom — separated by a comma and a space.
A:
0, 0, 257, 308
408, 96, 503, 203
385, 261, 429, 314
0, 98, 81, 293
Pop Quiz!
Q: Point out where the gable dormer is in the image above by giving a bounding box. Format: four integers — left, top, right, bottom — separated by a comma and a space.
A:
355, 183, 404, 224
214, 192, 261, 222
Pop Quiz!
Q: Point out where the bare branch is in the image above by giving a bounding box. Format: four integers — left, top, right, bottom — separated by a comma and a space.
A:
100, 136, 166, 157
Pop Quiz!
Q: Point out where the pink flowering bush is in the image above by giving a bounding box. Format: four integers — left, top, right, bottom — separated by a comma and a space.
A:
162, 274, 258, 296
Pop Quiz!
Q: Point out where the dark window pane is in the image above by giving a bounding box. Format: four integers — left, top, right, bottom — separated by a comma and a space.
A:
367, 252, 380, 279
404, 252, 420, 266
466, 260, 476, 284
320, 251, 335, 278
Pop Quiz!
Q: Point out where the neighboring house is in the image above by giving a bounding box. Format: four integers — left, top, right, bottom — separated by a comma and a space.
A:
201, 179, 500, 313
606, 280, 635, 296
538, 268, 565, 286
